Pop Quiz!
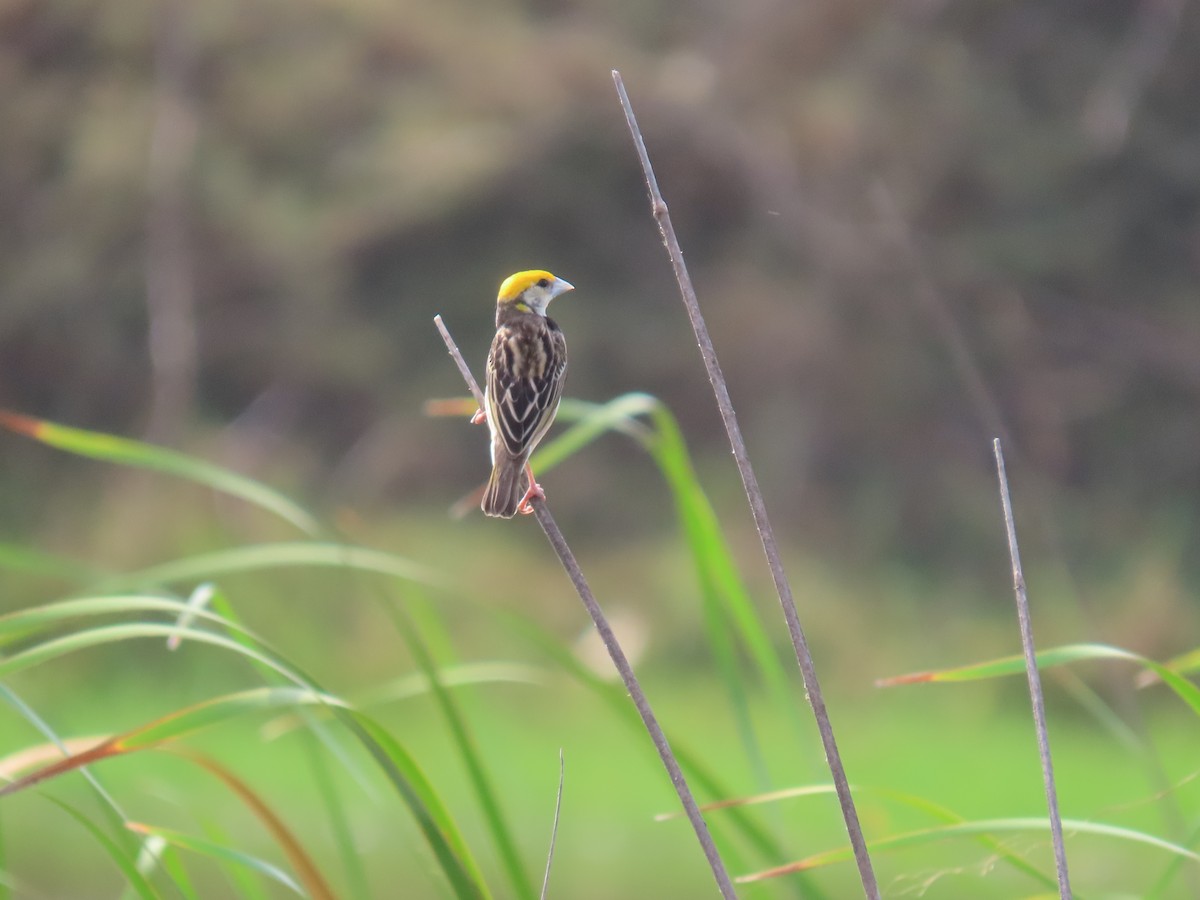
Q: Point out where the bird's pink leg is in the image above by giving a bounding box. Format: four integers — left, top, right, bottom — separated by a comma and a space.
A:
470, 409, 487, 425
516, 461, 544, 515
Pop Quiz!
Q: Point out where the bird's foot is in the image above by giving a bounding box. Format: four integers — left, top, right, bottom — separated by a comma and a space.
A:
470, 408, 487, 425
516, 480, 545, 515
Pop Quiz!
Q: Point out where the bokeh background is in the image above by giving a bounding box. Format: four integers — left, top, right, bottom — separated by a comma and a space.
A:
3, 0, 1200, 896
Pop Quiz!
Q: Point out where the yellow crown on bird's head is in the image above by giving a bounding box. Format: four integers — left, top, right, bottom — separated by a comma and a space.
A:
497, 270, 558, 302
496, 270, 575, 314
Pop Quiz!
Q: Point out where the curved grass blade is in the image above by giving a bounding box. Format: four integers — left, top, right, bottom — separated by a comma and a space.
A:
0, 594, 223, 649
0, 682, 136, 861
494, 610, 792, 887
43, 796, 160, 900
659, 783, 1058, 891
127, 822, 303, 897
0, 599, 491, 898
168, 583, 218, 651
1147, 818, 1200, 899
0, 410, 319, 535
1140, 646, 1200, 688
200, 590, 381, 802
737, 816, 1200, 882
342, 711, 491, 900
0, 736, 108, 781
540, 395, 807, 772
164, 750, 337, 900
196, 819, 271, 900
372, 595, 533, 899
0, 543, 106, 583
131, 836, 199, 900
644, 399, 809, 767
452, 389, 805, 769
359, 587, 532, 897
103, 542, 443, 592
300, 732, 370, 900
6, 697, 360, 897
878, 643, 1200, 717
0, 687, 346, 798
0, 623, 301, 686
262, 662, 546, 740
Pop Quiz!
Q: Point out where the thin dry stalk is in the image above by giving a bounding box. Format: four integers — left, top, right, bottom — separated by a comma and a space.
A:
611, 71, 880, 899
540, 749, 565, 900
993, 439, 1072, 898
434, 315, 738, 899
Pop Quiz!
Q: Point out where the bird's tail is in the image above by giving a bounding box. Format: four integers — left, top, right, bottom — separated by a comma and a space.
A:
481, 455, 528, 518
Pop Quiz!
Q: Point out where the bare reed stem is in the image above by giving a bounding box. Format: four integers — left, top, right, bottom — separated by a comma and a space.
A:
540, 749, 565, 900
434, 315, 738, 898
611, 71, 880, 899
993, 439, 1072, 898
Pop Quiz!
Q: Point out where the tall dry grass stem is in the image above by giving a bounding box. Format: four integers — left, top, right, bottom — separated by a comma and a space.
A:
611, 70, 880, 898
993, 439, 1072, 898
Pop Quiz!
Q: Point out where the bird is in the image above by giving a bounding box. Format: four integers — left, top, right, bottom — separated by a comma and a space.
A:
475, 270, 574, 518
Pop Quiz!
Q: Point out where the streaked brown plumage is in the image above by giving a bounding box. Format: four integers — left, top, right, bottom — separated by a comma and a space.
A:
480, 270, 573, 517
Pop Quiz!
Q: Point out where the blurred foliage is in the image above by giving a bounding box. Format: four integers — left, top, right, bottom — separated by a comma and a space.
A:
2, 0, 1200, 615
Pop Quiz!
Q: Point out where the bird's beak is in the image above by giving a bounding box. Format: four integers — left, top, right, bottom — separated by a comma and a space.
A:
552, 278, 575, 298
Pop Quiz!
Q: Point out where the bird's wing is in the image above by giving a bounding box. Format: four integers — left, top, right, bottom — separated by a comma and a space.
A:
486, 324, 566, 458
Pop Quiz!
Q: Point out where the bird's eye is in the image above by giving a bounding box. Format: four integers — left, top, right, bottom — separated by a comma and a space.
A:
536, 278, 549, 288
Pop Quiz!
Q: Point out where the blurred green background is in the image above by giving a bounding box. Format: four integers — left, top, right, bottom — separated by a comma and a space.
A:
2, 0, 1200, 897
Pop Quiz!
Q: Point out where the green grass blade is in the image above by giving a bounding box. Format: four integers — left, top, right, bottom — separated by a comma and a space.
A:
94, 531, 483, 899
100, 542, 443, 592
341, 711, 492, 900
0, 594, 210, 647
199, 819, 273, 900
262, 662, 546, 741
203, 589, 381, 801
119, 687, 347, 752
0, 591, 489, 897
374, 595, 534, 900
132, 838, 200, 900
43, 797, 161, 900
880, 643, 1200, 716
528, 394, 656, 472
167, 751, 338, 900
645, 401, 808, 770
0, 410, 319, 535
0, 542, 106, 582
495, 611, 796, 885
739, 816, 1200, 881
0, 687, 348, 798
1146, 818, 1200, 899
300, 732, 371, 900
0, 623, 301, 685
1158, 647, 1200, 678
127, 823, 304, 896
541, 395, 807, 757
0, 682, 137, 862
674, 783, 1058, 890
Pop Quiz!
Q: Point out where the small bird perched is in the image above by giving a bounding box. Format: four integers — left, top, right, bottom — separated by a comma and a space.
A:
476, 270, 574, 517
